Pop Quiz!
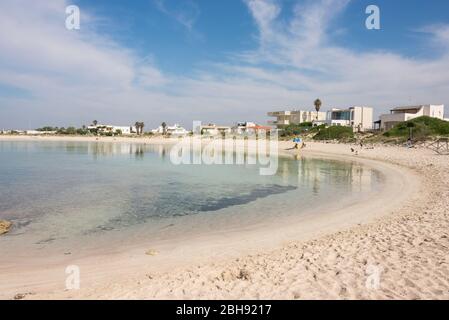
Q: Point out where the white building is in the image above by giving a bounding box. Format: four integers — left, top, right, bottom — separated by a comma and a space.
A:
326, 106, 373, 132
379, 104, 445, 131
267, 110, 327, 127
88, 125, 137, 135
25, 130, 57, 135
232, 122, 272, 135
196, 124, 232, 136
151, 124, 188, 136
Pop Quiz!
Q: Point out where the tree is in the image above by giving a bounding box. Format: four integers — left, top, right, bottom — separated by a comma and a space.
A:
161, 122, 167, 136
92, 120, 98, 126
314, 99, 322, 121
134, 122, 145, 135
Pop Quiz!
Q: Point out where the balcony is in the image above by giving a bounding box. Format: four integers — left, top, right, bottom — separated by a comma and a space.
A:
267, 111, 291, 117
267, 120, 290, 126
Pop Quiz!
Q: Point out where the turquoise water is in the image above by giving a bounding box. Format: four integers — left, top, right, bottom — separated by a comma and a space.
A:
0, 141, 383, 254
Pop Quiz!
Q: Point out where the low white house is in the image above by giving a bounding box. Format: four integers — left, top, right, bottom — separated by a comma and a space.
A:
379, 104, 445, 130
267, 110, 326, 127
232, 122, 272, 135
25, 130, 57, 135
326, 106, 373, 132
88, 124, 137, 135
196, 124, 231, 136
151, 124, 188, 136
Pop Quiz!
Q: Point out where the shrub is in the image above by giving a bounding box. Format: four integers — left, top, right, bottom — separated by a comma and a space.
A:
313, 126, 354, 141
384, 116, 449, 139
280, 123, 316, 137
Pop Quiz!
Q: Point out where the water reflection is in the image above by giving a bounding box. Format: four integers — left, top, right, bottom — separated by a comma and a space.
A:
276, 155, 379, 194
2, 141, 379, 195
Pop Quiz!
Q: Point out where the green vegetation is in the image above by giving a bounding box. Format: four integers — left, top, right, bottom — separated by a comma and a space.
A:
55, 127, 89, 135
383, 116, 449, 139
280, 122, 314, 137
36, 126, 58, 132
312, 125, 354, 141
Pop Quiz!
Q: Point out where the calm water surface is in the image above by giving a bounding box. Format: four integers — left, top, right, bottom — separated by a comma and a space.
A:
0, 141, 383, 254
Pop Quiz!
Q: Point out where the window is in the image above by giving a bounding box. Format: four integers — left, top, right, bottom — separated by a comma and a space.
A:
332, 111, 351, 120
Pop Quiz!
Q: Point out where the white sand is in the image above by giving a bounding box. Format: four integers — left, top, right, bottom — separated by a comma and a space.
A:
0, 135, 448, 299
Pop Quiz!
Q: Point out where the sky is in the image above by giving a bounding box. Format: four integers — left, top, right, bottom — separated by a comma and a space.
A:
1, 0, 449, 130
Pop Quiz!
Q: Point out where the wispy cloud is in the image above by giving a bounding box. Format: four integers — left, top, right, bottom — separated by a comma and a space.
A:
417, 24, 449, 49
153, 0, 200, 31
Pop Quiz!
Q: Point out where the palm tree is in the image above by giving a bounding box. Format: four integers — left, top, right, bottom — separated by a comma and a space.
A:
92, 120, 98, 126
314, 99, 322, 121
161, 122, 167, 136
135, 122, 145, 135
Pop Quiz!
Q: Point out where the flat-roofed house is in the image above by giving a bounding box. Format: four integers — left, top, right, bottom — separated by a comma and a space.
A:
267, 110, 326, 127
152, 124, 188, 136
326, 106, 373, 132
232, 122, 272, 135
379, 104, 445, 131
88, 124, 137, 135
196, 124, 232, 136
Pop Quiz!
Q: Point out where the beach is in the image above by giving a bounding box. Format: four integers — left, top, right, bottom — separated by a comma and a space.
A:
0, 135, 448, 299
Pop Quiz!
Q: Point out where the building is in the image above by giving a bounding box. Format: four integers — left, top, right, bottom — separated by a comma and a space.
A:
88, 124, 137, 135
151, 124, 188, 136
25, 130, 57, 135
267, 110, 326, 127
326, 106, 373, 132
232, 122, 272, 135
196, 124, 232, 136
379, 104, 445, 131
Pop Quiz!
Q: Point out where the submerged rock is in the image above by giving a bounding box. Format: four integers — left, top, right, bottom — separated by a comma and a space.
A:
0, 220, 12, 235
145, 249, 159, 256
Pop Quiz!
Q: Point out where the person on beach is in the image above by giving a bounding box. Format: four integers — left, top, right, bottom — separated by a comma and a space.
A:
287, 137, 303, 151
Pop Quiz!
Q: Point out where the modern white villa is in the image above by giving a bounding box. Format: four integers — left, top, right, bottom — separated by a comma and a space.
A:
232, 122, 272, 135
196, 124, 232, 136
268, 107, 373, 132
151, 124, 188, 136
87, 124, 137, 135
378, 104, 446, 130
325, 106, 373, 132
267, 110, 327, 127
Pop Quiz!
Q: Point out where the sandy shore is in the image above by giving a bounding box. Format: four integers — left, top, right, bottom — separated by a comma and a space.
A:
1, 135, 448, 299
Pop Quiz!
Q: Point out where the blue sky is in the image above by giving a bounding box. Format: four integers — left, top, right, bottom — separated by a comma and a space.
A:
1, 0, 449, 129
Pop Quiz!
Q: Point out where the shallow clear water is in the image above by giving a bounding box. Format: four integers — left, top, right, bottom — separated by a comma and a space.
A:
0, 141, 383, 254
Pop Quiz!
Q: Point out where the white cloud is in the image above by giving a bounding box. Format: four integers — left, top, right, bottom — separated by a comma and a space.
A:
235, 0, 449, 115
0, 0, 449, 130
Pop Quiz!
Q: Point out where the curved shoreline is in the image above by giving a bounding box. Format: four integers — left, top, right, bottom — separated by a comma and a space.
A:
0, 136, 433, 299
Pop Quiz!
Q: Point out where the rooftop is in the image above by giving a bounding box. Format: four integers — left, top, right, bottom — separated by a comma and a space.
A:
391, 105, 424, 111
